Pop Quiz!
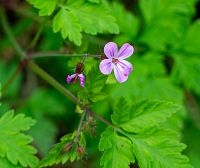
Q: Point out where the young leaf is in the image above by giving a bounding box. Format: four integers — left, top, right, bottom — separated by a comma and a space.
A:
99, 127, 134, 168
78, 66, 107, 104
0, 111, 39, 167
26, 0, 58, 16
39, 132, 86, 167
112, 99, 179, 133
53, 8, 82, 46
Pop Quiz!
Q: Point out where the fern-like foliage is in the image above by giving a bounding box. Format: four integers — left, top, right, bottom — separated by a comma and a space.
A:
26, 0, 119, 45
99, 98, 192, 168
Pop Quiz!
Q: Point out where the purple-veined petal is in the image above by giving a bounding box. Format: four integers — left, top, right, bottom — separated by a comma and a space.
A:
104, 42, 118, 58
117, 43, 134, 59
118, 60, 133, 75
66, 74, 76, 84
78, 74, 85, 87
113, 63, 130, 83
99, 59, 113, 75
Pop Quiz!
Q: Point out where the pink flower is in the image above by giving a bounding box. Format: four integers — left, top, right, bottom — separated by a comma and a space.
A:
99, 42, 134, 83
66, 62, 85, 87
67, 73, 85, 87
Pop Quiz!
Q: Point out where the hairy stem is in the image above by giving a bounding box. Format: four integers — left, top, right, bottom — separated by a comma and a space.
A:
0, 8, 25, 59
28, 51, 101, 59
74, 111, 86, 143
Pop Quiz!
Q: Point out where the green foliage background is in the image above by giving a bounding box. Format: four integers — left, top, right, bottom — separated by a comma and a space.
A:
0, 0, 200, 167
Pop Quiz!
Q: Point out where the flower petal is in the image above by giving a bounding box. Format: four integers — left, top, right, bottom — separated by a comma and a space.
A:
118, 60, 133, 75
78, 74, 85, 87
66, 74, 76, 84
99, 59, 113, 75
117, 43, 134, 59
113, 63, 131, 83
104, 42, 118, 58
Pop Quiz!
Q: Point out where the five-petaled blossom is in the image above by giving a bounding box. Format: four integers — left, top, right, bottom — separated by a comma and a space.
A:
99, 42, 134, 83
66, 62, 85, 87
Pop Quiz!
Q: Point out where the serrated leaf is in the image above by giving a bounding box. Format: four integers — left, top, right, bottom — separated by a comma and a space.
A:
0, 111, 39, 167
89, 92, 107, 102
67, 0, 119, 35
17, 89, 64, 156
181, 20, 200, 54
171, 55, 200, 95
39, 132, 86, 167
85, 66, 107, 93
112, 99, 179, 133
0, 157, 22, 168
53, 8, 82, 46
128, 129, 192, 168
26, 0, 58, 16
139, 0, 196, 51
99, 127, 134, 168
112, 2, 139, 38
78, 66, 107, 104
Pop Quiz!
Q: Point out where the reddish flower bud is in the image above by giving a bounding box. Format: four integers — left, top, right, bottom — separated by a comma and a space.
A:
100, 55, 108, 61
63, 143, 73, 152
75, 62, 84, 74
77, 146, 85, 156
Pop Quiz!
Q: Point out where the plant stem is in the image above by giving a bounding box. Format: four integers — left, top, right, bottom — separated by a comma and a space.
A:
0, 8, 26, 59
28, 62, 81, 105
2, 59, 28, 94
88, 109, 117, 129
75, 111, 86, 143
28, 52, 101, 59
27, 25, 45, 50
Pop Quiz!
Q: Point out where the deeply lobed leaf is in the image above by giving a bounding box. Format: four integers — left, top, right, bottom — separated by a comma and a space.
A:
0, 111, 38, 167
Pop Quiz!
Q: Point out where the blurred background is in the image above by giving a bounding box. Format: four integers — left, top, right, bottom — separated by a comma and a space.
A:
0, 0, 200, 167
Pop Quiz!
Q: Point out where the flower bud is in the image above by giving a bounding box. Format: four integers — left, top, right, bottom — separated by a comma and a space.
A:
77, 145, 85, 156
63, 143, 73, 152
75, 62, 84, 74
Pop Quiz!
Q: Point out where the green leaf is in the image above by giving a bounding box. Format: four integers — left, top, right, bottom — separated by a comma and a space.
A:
26, 0, 58, 16
128, 129, 192, 168
139, 0, 196, 51
0, 157, 22, 168
99, 127, 134, 168
171, 55, 200, 95
39, 132, 86, 167
67, 0, 119, 35
0, 111, 39, 167
100, 98, 192, 168
181, 20, 200, 54
87, 0, 100, 3
89, 92, 107, 103
85, 66, 107, 93
112, 2, 139, 40
78, 66, 107, 104
112, 99, 179, 133
53, 7, 82, 46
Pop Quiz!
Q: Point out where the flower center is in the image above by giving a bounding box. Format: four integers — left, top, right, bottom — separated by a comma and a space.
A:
112, 58, 119, 64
